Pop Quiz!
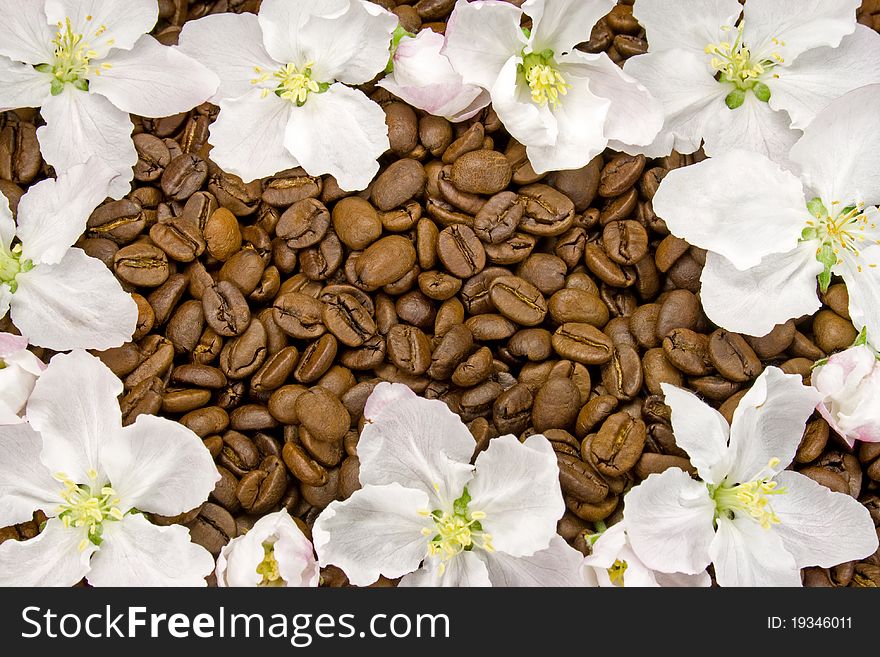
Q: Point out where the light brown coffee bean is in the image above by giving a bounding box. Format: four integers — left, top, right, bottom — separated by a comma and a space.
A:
662, 328, 713, 376
489, 275, 547, 326
295, 386, 351, 443
592, 412, 647, 476
708, 329, 762, 382
437, 224, 486, 278
372, 158, 426, 211
202, 281, 251, 337
355, 235, 418, 288
533, 377, 581, 431
282, 442, 329, 487
387, 324, 433, 375
450, 149, 512, 195
552, 323, 614, 365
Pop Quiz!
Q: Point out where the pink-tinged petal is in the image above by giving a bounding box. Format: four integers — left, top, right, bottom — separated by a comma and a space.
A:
0, 331, 28, 357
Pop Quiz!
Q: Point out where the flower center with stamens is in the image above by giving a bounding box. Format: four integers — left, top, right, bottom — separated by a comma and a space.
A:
709, 458, 786, 529
55, 471, 125, 550
256, 541, 284, 586
705, 23, 783, 108
607, 559, 628, 586
801, 197, 878, 292
37, 17, 105, 94
520, 50, 570, 109
0, 244, 32, 294
419, 488, 494, 575
252, 63, 331, 106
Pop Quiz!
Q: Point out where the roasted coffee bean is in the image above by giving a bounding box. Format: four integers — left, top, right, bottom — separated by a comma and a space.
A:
552, 323, 614, 365
584, 243, 635, 288
372, 158, 426, 211
493, 383, 533, 435
489, 276, 547, 327
662, 328, 713, 376
150, 214, 205, 262
634, 453, 695, 479
211, 465, 242, 513
465, 313, 516, 341
295, 334, 338, 383
548, 289, 609, 328
557, 453, 608, 503
601, 344, 643, 400
797, 418, 830, 464
450, 149, 512, 195
276, 198, 330, 249
708, 329, 762, 382
599, 154, 645, 197
161, 153, 207, 201
643, 348, 684, 395
114, 243, 170, 287
547, 157, 601, 211
202, 281, 251, 337
418, 270, 462, 301
437, 224, 486, 278
813, 309, 858, 353
602, 220, 648, 265
517, 254, 567, 295
219, 319, 267, 379
272, 291, 325, 340
282, 442, 329, 487
428, 324, 473, 380
508, 328, 553, 361
387, 324, 433, 375
355, 235, 418, 288
162, 388, 211, 414
166, 299, 205, 354
385, 101, 418, 155
745, 320, 796, 359
133, 133, 171, 182
219, 430, 260, 476
655, 289, 702, 338
576, 394, 618, 439
295, 386, 350, 443
120, 376, 164, 425
187, 503, 236, 556
592, 412, 647, 476
332, 197, 382, 250
689, 375, 741, 401
566, 494, 619, 522
518, 184, 575, 236
451, 346, 493, 387
323, 292, 376, 347
474, 191, 522, 243
532, 378, 581, 431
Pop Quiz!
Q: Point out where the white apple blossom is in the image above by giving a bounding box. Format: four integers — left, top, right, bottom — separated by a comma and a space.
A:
313, 382, 584, 587
0, 0, 219, 199
378, 28, 490, 122
0, 159, 137, 351
624, 0, 880, 163
624, 367, 878, 587
0, 332, 44, 425
651, 85, 880, 341
813, 342, 880, 448
442, 0, 663, 173
216, 510, 320, 588
177, 0, 397, 191
0, 350, 219, 586
582, 521, 711, 588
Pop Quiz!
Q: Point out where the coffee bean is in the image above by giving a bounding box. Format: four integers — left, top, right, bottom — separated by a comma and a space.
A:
489, 275, 547, 326
465, 313, 516, 341
437, 224, 486, 278
202, 281, 251, 337
601, 344, 643, 400
387, 324, 433, 375
518, 184, 575, 236
150, 214, 205, 263
187, 503, 236, 556
282, 442, 329, 487
237, 455, 287, 514
133, 133, 170, 182
813, 310, 857, 353
474, 191, 522, 243
745, 320, 796, 359
450, 149, 512, 195
599, 153, 645, 197
492, 383, 533, 435
294, 334, 338, 383
372, 158, 426, 211
355, 235, 418, 288
662, 328, 713, 376
517, 254, 567, 295
161, 153, 207, 201
655, 289, 701, 338
322, 292, 376, 347
557, 453, 609, 503
428, 324, 473, 380
219, 319, 267, 379
708, 329, 762, 382
262, 169, 321, 207
548, 289, 609, 327
796, 417, 830, 464
584, 243, 635, 288
295, 386, 350, 443
547, 157, 601, 211
332, 197, 382, 250
114, 243, 170, 287
592, 412, 647, 476
508, 328, 552, 361
602, 220, 648, 265
533, 377, 581, 431
267, 384, 308, 424
552, 323, 614, 365
643, 348, 684, 395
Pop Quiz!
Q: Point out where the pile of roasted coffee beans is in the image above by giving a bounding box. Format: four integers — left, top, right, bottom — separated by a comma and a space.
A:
2, 0, 880, 588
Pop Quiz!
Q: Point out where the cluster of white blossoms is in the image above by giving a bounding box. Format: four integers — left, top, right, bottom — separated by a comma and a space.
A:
1, 0, 880, 587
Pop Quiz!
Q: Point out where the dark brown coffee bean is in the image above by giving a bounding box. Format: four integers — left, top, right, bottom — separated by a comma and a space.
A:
575, 394, 618, 439
161, 153, 207, 201
180, 406, 229, 438
219, 319, 267, 379
465, 314, 516, 341
428, 324, 473, 379
293, 386, 350, 443
532, 377, 581, 431
634, 453, 695, 479
796, 418, 830, 464
662, 328, 713, 376
602, 220, 648, 265
87, 199, 146, 244
813, 310, 857, 353
229, 403, 278, 431
437, 224, 486, 278
162, 388, 212, 414
150, 214, 205, 263
272, 291, 325, 340
565, 494, 619, 522
492, 383, 533, 435
643, 348, 684, 395
547, 157, 601, 211
125, 342, 174, 389
489, 275, 547, 326
261, 168, 321, 207
187, 503, 236, 556
601, 344, 643, 400
517, 253, 567, 296
599, 153, 645, 198
275, 198, 329, 249
322, 292, 376, 347
372, 158, 426, 211
557, 453, 609, 503
655, 289, 701, 338
689, 375, 741, 401
133, 133, 170, 182
584, 243, 636, 288
592, 412, 647, 476
518, 184, 575, 236
419, 115, 453, 156
451, 346, 493, 387
294, 334, 338, 383
120, 376, 164, 425
552, 323, 614, 365
113, 243, 169, 287
237, 455, 287, 514
474, 191, 523, 244
202, 281, 251, 337
211, 465, 242, 513
387, 324, 433, 375
0, 121, 41, 183
745, 320, 796, 359
508, 328, 553, 361
450, 149, 512, 195
548, 289, 609, 328
267, 384, 308, 424
708, 329, 762, 382
165, 299, 204, 354
629, 303, 661, 348
282, 442, 329, 487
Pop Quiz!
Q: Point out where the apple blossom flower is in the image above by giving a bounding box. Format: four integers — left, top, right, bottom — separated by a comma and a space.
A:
651, 84, 880, 341
177, 0, 397, 191
1, 159, 137, 351
812, 342, 880, 448
0, 350, 219, 586
216, 510, 320, 587
624, 0, 880, 163
0, 332, 45, 425
582, 521, 711, 587
0, 0, 219, 199
442, 0, 663, 173
378, 28, 490, 122
313, 382, 585, 587
624, 367, 878, 587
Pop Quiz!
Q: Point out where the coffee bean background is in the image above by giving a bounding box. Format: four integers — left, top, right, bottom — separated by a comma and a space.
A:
2, 0, 880, 588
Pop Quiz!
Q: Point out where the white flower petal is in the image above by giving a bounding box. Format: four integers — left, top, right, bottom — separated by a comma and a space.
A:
772, 470, 878, 568
102, 414, 218, 516
582, 521, 627, 569
481, 535, 586, 586
443, 0, 528, 90
284, 84, 388, 192
654, 570, 713, 588
89, 35, 218, 118
86, 513, 213, 586
699, 246, 823, 337
398, 552, 491, 587
0, 331, 27, 358
0, 0, 54, 64
0, 56, 49, 111
631, 0, 742, 54
0, 286, 11, 320
703, 93, 801, 167
37, 87, 135, 200
16, 159, 115, 266
653, 149, 808, 270
0, 422, 61, 526
623, 468, 716, 575
0, 193, 14, 251
209, 89, 297, 184
12, 248, 137, 351
312, 483, 432, 586
468, 434, 564, 557
524, 0, 613, 54
623, 49, 728, 156
660, 383, 730, 485
256, 0, 348, 66
789, 85, 880, 207
176, 13, 278, 103
561, 50, 662, 148
726, 367, 822, 483
0, 355, 41, 424
768, 27, 880, 132
490, 55, 559, 151
743, 0, 860, 64
357, 383, 475, 508
837, 245, 880, 350
710, 515, 801, 587
25, 350, 122, 483
0, 518, 94, 587
44, 0, 157, 57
